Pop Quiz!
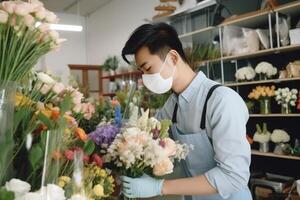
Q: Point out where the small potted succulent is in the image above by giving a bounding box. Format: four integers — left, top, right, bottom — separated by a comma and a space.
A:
253, 123, 271, 153
103, 56, 119, 75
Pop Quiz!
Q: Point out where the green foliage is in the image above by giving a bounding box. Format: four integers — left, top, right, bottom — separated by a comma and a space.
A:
103, 56, 119, 71
84, 140, 96, 156
0, 188, 14, 200
141, 87, 171, 109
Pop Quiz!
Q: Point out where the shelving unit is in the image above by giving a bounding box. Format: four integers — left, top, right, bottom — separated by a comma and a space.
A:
251, 150, 300, 161
225, 77, 300, 87
100, 71, 142, 97
249, 114, 300, 118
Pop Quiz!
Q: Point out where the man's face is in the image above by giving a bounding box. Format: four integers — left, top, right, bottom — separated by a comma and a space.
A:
135, 46, 174, 79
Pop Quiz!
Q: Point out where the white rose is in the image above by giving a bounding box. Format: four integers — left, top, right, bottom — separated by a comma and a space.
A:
41, 184, 66, 200
23, 192, 42, 200
5, 179, 31, 198
253, 132, 271, 143
0, 10, 8, 24
37, 72, 56, 85
271, 129, 290, 143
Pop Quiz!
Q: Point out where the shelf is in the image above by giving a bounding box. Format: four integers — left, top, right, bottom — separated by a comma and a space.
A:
102, 93, 115, 97
178, 26, 215, 39
251, 150, 300, 160
225, 77, 300, 87
102, 71, 142, 79
249, 114, 300, 118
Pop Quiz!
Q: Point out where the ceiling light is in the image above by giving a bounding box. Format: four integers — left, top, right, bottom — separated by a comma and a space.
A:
35, 22, 83, 32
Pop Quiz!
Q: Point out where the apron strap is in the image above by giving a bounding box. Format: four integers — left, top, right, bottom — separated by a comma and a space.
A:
200, 84, 222, 129
171, 84, 222, 129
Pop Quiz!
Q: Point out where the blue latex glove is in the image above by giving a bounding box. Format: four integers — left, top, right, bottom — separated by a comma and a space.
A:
120, 174, 164, 198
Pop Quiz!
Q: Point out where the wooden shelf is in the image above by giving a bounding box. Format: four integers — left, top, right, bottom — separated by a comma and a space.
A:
251, 150, 300, 160
249, 114, 300, 118
225, 77, 300, 87
102, 93, 116, 97
178, 26, 215, 39
102, 71, 142, 79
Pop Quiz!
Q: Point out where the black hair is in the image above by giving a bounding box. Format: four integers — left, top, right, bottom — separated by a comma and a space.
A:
122, 23, 188, 64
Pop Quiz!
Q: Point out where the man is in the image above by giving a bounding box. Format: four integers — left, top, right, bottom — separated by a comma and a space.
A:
120, 23, 252, 200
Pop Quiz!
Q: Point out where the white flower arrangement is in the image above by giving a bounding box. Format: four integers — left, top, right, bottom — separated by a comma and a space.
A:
275, 88, 298, 107
253, 123, 271, 143
271, 129, 290, 143
235, 66, 256, 81
255, 62, 278, 78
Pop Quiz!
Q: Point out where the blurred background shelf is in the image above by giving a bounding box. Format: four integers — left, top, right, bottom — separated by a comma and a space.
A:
101, 71, 141, 79
249, 114, 300, 118
252, 150, 300, 160
225, 77, 300, 87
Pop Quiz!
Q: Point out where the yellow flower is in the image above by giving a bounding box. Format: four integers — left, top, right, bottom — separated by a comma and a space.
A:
108, 176, 114, 184
15, 93, 33, 107
60, 176, 71, 183
93, 184, 104, 197
58, 180, 65, 188
99, 169, 106, 177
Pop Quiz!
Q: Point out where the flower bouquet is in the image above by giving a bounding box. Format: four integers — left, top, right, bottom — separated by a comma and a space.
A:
104, 107, 191, 179
255, 62, 277, 80
253, 123, 271, 152
275, 88, 298, 114
235, 66, 256, 82
248, 85, 275, 114
271, 129, 290, 155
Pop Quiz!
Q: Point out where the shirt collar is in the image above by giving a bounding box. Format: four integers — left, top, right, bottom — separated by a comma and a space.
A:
179, 71, 206, 102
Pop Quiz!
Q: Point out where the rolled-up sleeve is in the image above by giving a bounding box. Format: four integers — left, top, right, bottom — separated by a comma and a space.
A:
204, 89, 251, 199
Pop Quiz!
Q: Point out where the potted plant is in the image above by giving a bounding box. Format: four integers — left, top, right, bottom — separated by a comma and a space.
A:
253, 123, 271, 153
103, 56, 119, 75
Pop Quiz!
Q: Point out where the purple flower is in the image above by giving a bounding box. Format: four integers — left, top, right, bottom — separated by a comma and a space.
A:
88, 124, 120, 147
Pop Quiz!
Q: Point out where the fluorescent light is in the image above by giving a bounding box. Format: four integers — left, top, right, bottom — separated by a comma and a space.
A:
35, 22, 83, 32
50, 24, 83, 32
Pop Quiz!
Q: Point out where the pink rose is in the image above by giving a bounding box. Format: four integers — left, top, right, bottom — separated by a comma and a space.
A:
73, 104, 82, 113
38, 23, 50, 33
1, 2, 16, 14
162, 138, 177, 157
153, 158, 174, 176
72, 90, 83, 105
24, 14, 35, 28
52, 82, 65, 94
81, 103, 96, 120
35, 7, 46, 20
49, 30, 59, 41
45, 11, 58, 23
0, 10, 8, 24
14, 4, 30, 16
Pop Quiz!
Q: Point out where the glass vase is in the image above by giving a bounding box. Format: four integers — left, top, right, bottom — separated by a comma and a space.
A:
259, 74, 268, 80
0, 82, 16, 185
259, 98, 271, 114
281, 104, 291, 114
259, 142, 269, 153
41, 128, 64, 187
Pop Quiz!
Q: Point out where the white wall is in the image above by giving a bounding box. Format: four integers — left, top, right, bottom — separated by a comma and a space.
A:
86, 0, 158, 66
37, 13, 87, 84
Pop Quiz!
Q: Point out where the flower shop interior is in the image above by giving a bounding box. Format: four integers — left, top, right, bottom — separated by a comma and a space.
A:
1, 0, 300, 199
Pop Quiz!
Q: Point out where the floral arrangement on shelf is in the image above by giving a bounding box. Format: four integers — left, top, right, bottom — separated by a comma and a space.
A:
248, 85, 276, 114
235, 66, 256, 81
103, 56, 119, 74
255, 62, 277, 80
253, 123, 271, 153
0, 0, 65, 84
104, 106, 192, 178
275, 88, 298, 114
271, 129, 290, 144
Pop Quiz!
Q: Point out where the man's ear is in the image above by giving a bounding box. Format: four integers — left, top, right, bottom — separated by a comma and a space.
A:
169, 50, 180, 66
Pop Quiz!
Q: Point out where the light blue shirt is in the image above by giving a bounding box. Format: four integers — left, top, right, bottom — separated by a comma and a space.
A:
156, 72, 251, 199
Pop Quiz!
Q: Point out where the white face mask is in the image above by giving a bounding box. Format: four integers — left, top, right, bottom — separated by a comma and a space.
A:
142, 55, 175, 94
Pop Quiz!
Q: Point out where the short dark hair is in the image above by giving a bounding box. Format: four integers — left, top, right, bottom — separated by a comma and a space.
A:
122, 23, 188, 64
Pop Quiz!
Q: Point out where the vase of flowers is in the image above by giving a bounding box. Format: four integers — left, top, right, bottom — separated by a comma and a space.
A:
271, 129, 290, 155
248, 86, 275, 114
255, 62, 277, 80
235, 66, 256, 82
253, 123, 271, 153
275, 88, 298, 114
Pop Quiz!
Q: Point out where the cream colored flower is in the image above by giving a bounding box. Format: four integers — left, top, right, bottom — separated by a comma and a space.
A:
93, 184, 104, 197
153, 158, 174, 176
5, 179, 31, 199
162, 138, 177, 157
0, 10, 9, 24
